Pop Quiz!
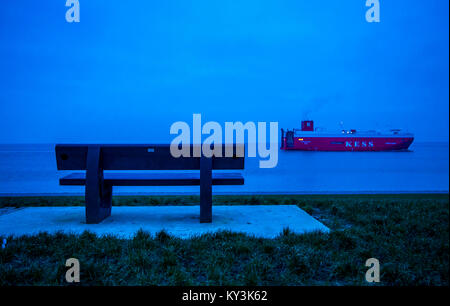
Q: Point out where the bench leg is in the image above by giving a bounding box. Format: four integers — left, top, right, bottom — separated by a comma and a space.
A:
85, 146, 112, 224
85, 183, 112, 224
200, 156, 212, 223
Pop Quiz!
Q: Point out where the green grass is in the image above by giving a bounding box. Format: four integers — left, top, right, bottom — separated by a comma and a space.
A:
0, 194, 448, 285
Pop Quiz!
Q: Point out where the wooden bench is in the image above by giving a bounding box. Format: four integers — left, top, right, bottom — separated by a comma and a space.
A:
55, 144, 244, 224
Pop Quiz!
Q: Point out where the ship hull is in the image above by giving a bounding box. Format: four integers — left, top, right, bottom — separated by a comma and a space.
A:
281, 136, 414, 151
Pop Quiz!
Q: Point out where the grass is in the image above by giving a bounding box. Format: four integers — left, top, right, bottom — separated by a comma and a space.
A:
0, 194, 448, 286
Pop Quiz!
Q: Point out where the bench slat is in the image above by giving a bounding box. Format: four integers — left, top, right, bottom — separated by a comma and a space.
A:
56, 144, 245, 170
60, 172, 244, 186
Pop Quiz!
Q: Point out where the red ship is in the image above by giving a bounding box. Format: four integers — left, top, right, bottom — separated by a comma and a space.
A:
281, 120, 414, 151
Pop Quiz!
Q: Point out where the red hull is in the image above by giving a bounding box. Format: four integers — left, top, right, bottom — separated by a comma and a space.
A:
281, 136, 414, 151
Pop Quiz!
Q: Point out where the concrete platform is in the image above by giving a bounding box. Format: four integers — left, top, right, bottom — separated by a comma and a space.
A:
0, 205, 329, 239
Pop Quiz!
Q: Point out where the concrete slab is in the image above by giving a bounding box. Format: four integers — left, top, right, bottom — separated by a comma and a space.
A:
0, 205, 329, 239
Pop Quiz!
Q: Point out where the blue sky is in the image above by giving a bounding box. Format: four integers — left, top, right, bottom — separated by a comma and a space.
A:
0, 1, 448, 143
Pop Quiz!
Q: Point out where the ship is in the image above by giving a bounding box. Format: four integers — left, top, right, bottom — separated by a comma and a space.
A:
281, 120, 414, 151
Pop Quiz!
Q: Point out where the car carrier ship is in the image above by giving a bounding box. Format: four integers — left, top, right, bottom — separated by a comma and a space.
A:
281, 120, 414, 151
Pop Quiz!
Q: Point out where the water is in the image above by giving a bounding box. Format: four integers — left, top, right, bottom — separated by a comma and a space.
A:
0, 143, 448, 195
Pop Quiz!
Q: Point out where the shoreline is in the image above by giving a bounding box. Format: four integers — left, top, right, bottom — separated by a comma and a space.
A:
0, 191, 448, 197
1, 193, 448, 209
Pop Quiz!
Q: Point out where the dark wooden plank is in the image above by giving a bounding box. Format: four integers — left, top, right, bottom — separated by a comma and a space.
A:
56, 144, 244, 170
200, 156, 212, 223
60, 172, 244, 186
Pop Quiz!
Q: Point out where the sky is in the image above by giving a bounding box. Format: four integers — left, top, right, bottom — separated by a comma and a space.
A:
0, 0, 448, 143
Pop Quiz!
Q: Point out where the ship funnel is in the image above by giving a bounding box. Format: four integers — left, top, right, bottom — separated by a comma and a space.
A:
301, 120, 314, 131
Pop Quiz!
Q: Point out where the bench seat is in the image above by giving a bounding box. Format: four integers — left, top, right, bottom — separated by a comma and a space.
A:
56, 144, 245, 223
60, 172, 244, 186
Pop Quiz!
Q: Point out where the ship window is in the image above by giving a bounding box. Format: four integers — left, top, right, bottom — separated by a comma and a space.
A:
331, 141, 344, 145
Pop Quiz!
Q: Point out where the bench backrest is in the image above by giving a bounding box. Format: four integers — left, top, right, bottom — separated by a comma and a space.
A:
56, 144, 244, 170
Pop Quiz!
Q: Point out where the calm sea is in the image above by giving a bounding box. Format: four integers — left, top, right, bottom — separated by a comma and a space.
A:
0, 143, 448, 195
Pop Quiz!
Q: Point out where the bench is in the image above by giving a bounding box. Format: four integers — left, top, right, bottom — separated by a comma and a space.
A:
55, 144, 244, 224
